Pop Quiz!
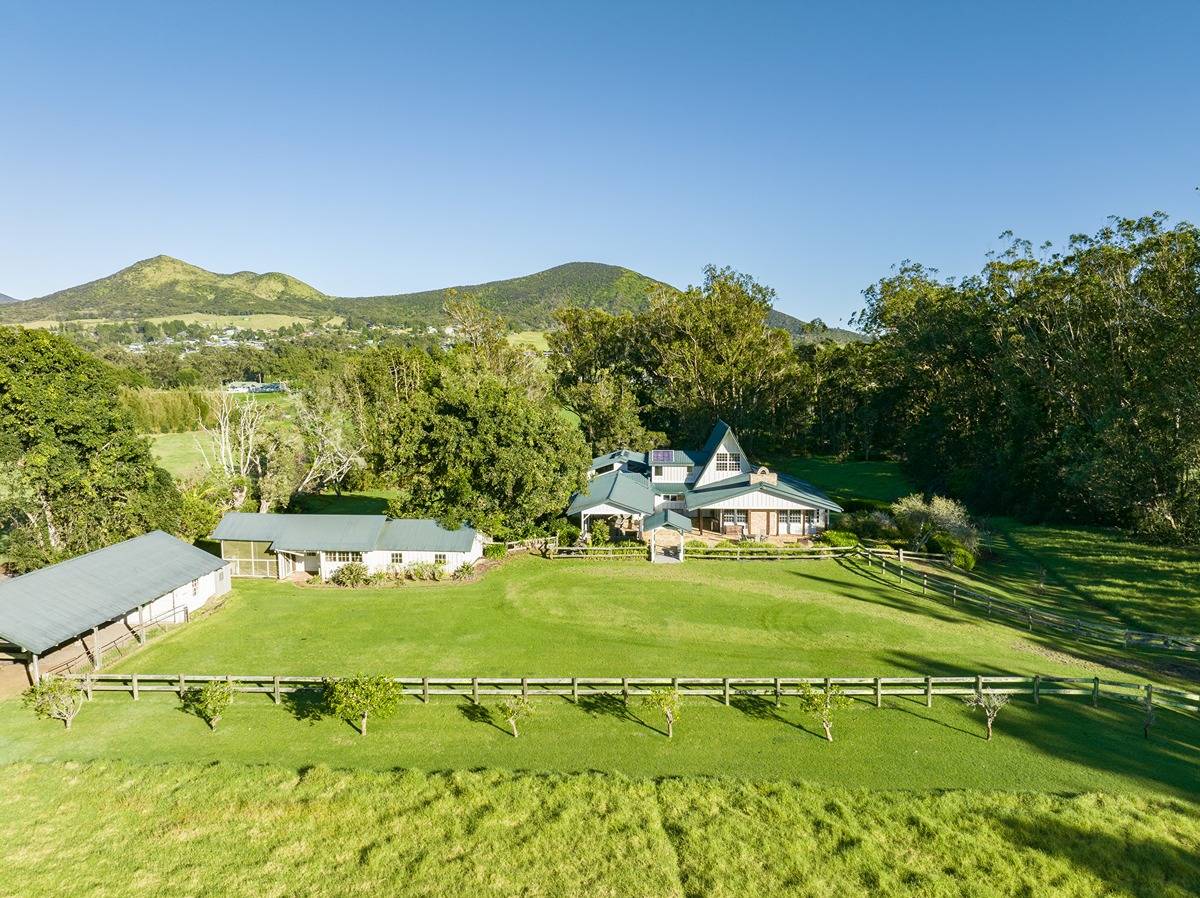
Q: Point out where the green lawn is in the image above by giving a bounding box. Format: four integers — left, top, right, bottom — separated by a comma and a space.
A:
4, 558, 1197, 797
147, 430, 209, 480
3, 761, 1197, 898
506, 329, 550, 351
769, 455, 914, 507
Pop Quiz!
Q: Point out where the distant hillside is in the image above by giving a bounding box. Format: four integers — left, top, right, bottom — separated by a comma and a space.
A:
0, 256, 859, 340
766, 309, 864, 344
343, 262, 665, 329
0, 293, 18, 304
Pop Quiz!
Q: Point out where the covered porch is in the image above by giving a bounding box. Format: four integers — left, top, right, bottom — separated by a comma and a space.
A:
642, 508, 693, 563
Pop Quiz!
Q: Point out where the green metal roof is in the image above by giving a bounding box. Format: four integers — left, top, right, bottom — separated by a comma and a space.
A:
211, 513, 478, 553
643, 509, 692, 532
567, 471, 656, 516
683, 473, 842, 513
0, 531, 228, 655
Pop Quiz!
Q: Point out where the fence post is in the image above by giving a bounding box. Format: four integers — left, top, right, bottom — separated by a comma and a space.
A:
177, 674, 185, 698
952, 585, 957, 605
975, 674, 983, 697
922, 575, 927, 595
1033, 675, 1040, 705
472, 677, 480, 704
1092, 676, 1099, 708
874, 677, 882, 708
85, 674, 93, 702
131, 673, 139, 701
723, 678, 730, 706
273, 675, 281, 705
987, 599, 992, 617
924, 675, 932, 708
774, 677, 782, 708
571, 676, 578, 704
1027, 609, 1033, 631
621, 677, 628, 704
422, 676, 429, 703
1144, 683, 1154, 715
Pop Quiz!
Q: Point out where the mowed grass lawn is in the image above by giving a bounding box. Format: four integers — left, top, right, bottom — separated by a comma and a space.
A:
147, 431, 208, 480
4, 557, 1197, 797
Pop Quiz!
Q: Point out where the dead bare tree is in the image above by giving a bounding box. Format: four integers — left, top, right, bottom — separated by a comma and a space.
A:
196, 394, 268, 507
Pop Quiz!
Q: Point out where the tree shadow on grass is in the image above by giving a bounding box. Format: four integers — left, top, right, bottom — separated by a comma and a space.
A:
890, 704, 982, 739
282, 686, 328, 724
995, 812, 1200, 898
457, 701, 509, 735
730, 694, 825, 740
578, 693, 663, 735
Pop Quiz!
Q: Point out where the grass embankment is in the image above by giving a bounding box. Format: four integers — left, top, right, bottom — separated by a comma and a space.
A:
3, 558, 1197, 796
2, 762, 1196, 898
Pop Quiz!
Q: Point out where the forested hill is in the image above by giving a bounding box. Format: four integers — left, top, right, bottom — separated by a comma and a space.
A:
0, 255, 857, 338
0, 292, 19, 303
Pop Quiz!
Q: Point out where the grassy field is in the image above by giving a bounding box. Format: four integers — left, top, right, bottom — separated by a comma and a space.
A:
506, 329, 550, 351
770, 455, 914, 507
3, 761, 1197, 898
148, 431, 209, 480
4, 558, 1197, 796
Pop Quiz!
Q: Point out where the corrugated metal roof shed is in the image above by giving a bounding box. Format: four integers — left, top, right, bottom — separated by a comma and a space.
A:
0, 531, 228, 654
210, 512, 478, 554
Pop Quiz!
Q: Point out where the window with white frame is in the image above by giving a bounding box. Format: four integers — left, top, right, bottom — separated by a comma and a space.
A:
326, 551, 362, 563
390, 552, 404, 566
653, 465, 664, 477
434, 553, 447, 566
721, 510, 747, 526
715, 452, 741, 472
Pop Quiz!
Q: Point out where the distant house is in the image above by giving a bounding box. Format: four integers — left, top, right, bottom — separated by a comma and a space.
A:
0, 532, 232, 687
567, 421, 842, 540
211, 513, 486, 579
223, 381, 287, 394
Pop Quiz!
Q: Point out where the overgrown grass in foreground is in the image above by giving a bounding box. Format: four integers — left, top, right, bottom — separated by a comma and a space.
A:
2, 761, 1196, 898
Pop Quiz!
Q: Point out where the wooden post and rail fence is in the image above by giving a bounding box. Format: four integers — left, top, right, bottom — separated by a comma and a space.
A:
61, 671, 1199, 716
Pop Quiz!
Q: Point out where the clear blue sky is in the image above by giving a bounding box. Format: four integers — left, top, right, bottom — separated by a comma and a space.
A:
3, 2, 1198, 324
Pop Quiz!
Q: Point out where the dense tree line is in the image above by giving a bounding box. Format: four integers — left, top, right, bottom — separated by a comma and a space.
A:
851, 214, 1200, 539
0, 328, 182, 570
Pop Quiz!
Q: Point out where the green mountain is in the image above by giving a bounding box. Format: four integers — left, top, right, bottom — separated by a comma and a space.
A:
0, 255, 859, 340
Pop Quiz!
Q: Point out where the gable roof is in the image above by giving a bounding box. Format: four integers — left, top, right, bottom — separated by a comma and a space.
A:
643, 508, 692, 532
692, 419, 745, 484
566, 470, 656, 516
210, 513, 479, 554
0, 531, 228, 655
684, 472, 843, 513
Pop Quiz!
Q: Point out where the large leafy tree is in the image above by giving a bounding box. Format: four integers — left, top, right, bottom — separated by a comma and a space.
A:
0, 327, 182, 570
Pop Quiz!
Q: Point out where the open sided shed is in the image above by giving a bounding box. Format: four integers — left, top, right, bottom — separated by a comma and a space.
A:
0, 531, 232, 686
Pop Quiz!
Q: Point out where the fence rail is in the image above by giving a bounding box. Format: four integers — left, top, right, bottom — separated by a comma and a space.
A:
61, 671, 1199, 713
859, 550, 1200, 654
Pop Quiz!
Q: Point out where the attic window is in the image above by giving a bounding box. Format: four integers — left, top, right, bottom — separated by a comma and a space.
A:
715, 452, 741, 472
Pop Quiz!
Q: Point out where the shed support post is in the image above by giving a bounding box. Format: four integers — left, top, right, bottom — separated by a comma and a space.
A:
28, 653, 40, 686
92, 627, 102, 671
137, 604, 146, 644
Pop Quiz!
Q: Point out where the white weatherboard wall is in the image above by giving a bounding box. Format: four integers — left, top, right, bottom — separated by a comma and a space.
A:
695, 432, 751, 486
120, 564, 232, 628
698, 492, 819, 511
319, 537, 484, 579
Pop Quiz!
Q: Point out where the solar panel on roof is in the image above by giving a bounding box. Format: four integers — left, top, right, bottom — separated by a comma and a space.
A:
651, 449, 674, 463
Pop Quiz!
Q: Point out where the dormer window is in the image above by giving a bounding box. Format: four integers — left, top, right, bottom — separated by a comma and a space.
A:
715, 452, 741, 472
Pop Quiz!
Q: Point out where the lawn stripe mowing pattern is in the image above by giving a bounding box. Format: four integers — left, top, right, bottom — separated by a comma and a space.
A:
2, 761, 1198, 898
4, 558, 1198, 797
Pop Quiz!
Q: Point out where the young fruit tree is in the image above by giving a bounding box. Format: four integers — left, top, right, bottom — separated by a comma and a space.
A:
182, 680, 235, 731
324, 675, 403, 736
797, 681, 852, 742
642, 687, 683, 738
23, 676, 85, 730
497, 695, 534, 738
963, 689, 1010, 741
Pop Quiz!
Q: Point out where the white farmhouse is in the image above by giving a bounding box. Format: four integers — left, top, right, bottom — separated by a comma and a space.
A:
212, 513, 486, 579
567, 420, 842, 540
